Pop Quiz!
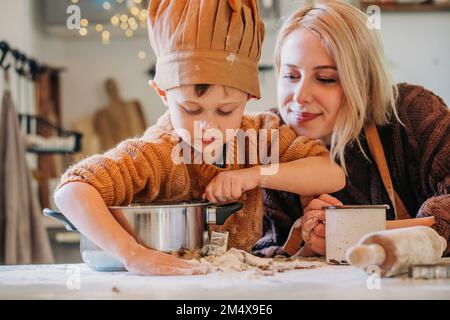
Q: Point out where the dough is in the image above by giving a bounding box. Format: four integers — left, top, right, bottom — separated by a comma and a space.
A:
172, 247, 325, 276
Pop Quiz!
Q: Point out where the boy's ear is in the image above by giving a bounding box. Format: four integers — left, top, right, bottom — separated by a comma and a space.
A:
149, 80, 169, 106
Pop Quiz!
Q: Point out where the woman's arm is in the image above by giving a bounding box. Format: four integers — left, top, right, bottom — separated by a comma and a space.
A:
54, 182, 207, 275
204, 157, 345, 202
258, 157, 345, 195
261, 122, 345, 195
417, 194, 450, 256
397, 85, 450, 255
205, 115, 345, 202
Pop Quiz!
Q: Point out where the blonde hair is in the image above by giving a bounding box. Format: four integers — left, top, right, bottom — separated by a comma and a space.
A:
274, 0, 400, 174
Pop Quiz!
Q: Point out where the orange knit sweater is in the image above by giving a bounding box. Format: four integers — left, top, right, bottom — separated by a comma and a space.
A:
58, 111, 329, 251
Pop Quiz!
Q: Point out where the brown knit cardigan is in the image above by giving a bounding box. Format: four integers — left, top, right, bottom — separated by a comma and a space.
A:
253, 83, 450, 256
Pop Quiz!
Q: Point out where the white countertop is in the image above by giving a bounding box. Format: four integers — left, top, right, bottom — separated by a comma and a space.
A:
1, 260, 450, 300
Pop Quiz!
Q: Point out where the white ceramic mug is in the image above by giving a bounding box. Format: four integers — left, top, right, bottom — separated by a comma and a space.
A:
324, 205, 388, 265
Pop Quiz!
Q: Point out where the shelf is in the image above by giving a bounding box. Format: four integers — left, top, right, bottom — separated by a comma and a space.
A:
361, 1, 450, 12
18, 114, 82, 154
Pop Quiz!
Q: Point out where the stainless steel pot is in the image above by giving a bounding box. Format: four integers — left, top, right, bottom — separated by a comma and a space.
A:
43, 201, 242, 271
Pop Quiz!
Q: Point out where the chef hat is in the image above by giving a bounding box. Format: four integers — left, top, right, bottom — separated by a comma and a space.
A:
148, 0, 265, 98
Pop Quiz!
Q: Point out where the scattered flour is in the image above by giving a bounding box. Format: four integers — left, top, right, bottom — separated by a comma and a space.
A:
173, 247, 326, 276
226, 53, 238, 64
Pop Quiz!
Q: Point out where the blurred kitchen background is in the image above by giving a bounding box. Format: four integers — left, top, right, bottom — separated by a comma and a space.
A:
0, 0, 449, 265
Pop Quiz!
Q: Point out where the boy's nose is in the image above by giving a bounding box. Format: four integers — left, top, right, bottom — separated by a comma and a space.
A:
200, 118, 219, 130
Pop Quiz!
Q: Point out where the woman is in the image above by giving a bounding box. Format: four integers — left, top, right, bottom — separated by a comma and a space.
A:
253, 1, 449, 257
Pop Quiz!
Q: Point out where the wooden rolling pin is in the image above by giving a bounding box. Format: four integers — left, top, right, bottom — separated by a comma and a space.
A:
346, 226, 447, 277
386, 216, 435, 229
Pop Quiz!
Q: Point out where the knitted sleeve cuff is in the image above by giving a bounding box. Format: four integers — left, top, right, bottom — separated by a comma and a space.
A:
56, 155, 118, 206
417, 194, 450, 256
56, 138, 167, 207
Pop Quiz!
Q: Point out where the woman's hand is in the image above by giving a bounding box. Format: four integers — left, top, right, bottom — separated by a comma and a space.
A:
204, 167, 260, 203
300, 194, 343, 256
122, 244, 209, 276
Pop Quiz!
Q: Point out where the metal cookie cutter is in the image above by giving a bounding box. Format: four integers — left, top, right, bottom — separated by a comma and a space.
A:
408, 263, 450, 280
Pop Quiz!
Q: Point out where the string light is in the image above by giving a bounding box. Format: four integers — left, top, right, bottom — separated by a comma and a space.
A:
138, 51, 146, 60
103, 1, 112, 10
139, 9, 147, 21
130, 7, 140, 16
75, 0, 147, 44
80, 19, 89, 27
79, 28, 88, 36
102, 31, 111, 45
125, 30, 134, 38
111, 15, 120, 26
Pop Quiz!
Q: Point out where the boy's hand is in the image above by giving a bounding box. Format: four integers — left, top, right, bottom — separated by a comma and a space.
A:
204, 167, 261, 203
122, 244, 209, 276
300, 194, 342, 256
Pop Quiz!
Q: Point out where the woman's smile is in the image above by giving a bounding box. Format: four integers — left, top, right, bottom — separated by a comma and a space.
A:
290, 111, 321, 123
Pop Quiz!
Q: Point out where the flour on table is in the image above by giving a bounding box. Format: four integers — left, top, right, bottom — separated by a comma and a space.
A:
173, 247, 326, 276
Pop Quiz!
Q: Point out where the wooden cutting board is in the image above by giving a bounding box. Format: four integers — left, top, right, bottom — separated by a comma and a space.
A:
93, 78, 147, 151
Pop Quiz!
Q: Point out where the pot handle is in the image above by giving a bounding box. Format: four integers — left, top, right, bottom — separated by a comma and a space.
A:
206, 202, 243, 225
43, 209, 78, 232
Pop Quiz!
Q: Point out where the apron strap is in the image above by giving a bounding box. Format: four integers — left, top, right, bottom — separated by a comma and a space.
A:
364, 123, 410, 220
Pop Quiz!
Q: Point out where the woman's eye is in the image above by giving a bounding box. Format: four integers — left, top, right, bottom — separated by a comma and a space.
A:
318, 78, 337, 84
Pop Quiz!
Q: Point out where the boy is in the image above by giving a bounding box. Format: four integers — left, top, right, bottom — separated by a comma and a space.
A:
54, 0, 345, 276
